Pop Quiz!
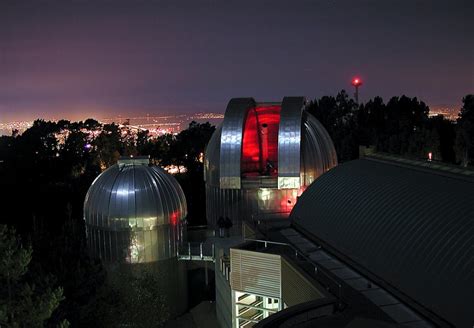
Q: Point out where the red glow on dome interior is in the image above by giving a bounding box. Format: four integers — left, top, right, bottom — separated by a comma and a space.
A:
241, 105, 281, 177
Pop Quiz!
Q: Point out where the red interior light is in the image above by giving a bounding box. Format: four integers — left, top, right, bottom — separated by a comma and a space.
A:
241, 105, 281, 177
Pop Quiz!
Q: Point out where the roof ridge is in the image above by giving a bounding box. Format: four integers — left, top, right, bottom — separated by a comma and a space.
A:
362, 155, 474, 184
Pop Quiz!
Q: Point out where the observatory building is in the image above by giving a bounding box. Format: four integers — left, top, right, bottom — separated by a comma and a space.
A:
205, 97, 337, 234
83, 156, 188, 315
215, 155, 474, 328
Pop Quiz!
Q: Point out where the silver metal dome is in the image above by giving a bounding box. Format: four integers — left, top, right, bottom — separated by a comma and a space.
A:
84, 157, 187, 263
204, 97, 337, 233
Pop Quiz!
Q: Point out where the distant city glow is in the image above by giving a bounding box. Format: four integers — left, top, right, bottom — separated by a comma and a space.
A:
0, 106, 463, 138
0, 112, 224, 137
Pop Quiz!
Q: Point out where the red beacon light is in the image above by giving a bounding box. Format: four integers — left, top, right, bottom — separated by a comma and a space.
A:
351, 77, 363, 103
352, 77, 362, 87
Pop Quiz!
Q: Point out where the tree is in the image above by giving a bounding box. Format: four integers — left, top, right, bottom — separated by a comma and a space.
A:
172, 122, 215, 224
307, 90, 359, 162
362, 96, 386, 148
175, 121, 215, 171
20, 119, 61, 160
92, 123, 121, 169
60, 130, 90, 178
455, 95, 474, 167
425, 116, 456, 163
0, 225, 65, 327
136, 130, 151, 155
82, 119, 101, 131
103, 269, 169, 328
124, 269, 169, 327
382, 96, 429, 155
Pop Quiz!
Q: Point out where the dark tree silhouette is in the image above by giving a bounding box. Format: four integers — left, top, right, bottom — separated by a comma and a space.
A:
307, 92, 464, 165
455, 95, 474, 167
92, 123, 122, 169
307, 90, 359, 162
0, 225, 66, 327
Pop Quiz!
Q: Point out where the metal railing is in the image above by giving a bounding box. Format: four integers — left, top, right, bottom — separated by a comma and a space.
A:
219, 255, 231, 282
177, 242, 215, 262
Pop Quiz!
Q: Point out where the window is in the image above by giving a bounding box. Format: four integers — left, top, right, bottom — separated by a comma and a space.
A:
233, 291, 282, 328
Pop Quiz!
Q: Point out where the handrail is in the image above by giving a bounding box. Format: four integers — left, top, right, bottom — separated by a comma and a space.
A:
235, 302, 278, 313
177, 241, 215, 261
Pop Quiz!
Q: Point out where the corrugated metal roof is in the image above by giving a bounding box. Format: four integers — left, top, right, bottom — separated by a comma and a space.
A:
84, 161, 187, 230
291, 158, 474, 328
83, 160, 187, 263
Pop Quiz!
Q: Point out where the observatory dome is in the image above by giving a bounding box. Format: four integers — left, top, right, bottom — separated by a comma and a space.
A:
204, 97, 337, 234
84, 157, 187, 263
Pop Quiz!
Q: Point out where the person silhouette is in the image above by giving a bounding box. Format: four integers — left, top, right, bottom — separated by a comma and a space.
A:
224, 217, 233, 237
217, 216, 225, 238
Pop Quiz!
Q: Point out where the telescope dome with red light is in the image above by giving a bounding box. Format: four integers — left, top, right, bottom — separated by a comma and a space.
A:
204, 97, 338, 234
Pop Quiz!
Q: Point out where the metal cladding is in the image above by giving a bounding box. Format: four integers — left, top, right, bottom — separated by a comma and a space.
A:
84, 157, 187, 263
278, 97, 304, 189
220, 98, 256, 189
291, 158, 474, 328
205, 97, 337, 232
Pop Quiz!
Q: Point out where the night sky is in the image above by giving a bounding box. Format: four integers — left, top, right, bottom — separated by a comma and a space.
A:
1, 0, 472, 121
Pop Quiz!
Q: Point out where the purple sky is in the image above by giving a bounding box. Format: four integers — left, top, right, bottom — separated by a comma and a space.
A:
1, 0, 473, 121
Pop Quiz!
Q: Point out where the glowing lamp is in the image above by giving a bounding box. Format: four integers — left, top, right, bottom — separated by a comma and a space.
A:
352, 78, 362, 87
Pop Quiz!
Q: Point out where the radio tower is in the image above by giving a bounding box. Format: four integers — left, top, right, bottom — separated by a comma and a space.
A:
351, 77, 363, 104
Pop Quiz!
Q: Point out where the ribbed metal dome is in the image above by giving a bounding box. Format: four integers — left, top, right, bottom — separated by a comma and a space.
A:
204, 97, 337, 233
205, 112, 337, 187
84, 157, 187, 263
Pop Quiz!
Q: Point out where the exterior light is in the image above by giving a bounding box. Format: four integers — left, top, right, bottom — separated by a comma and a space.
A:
351, 77, 362, 87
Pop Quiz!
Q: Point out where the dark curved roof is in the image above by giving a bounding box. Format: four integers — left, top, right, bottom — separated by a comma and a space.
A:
291, 158, 474, 328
